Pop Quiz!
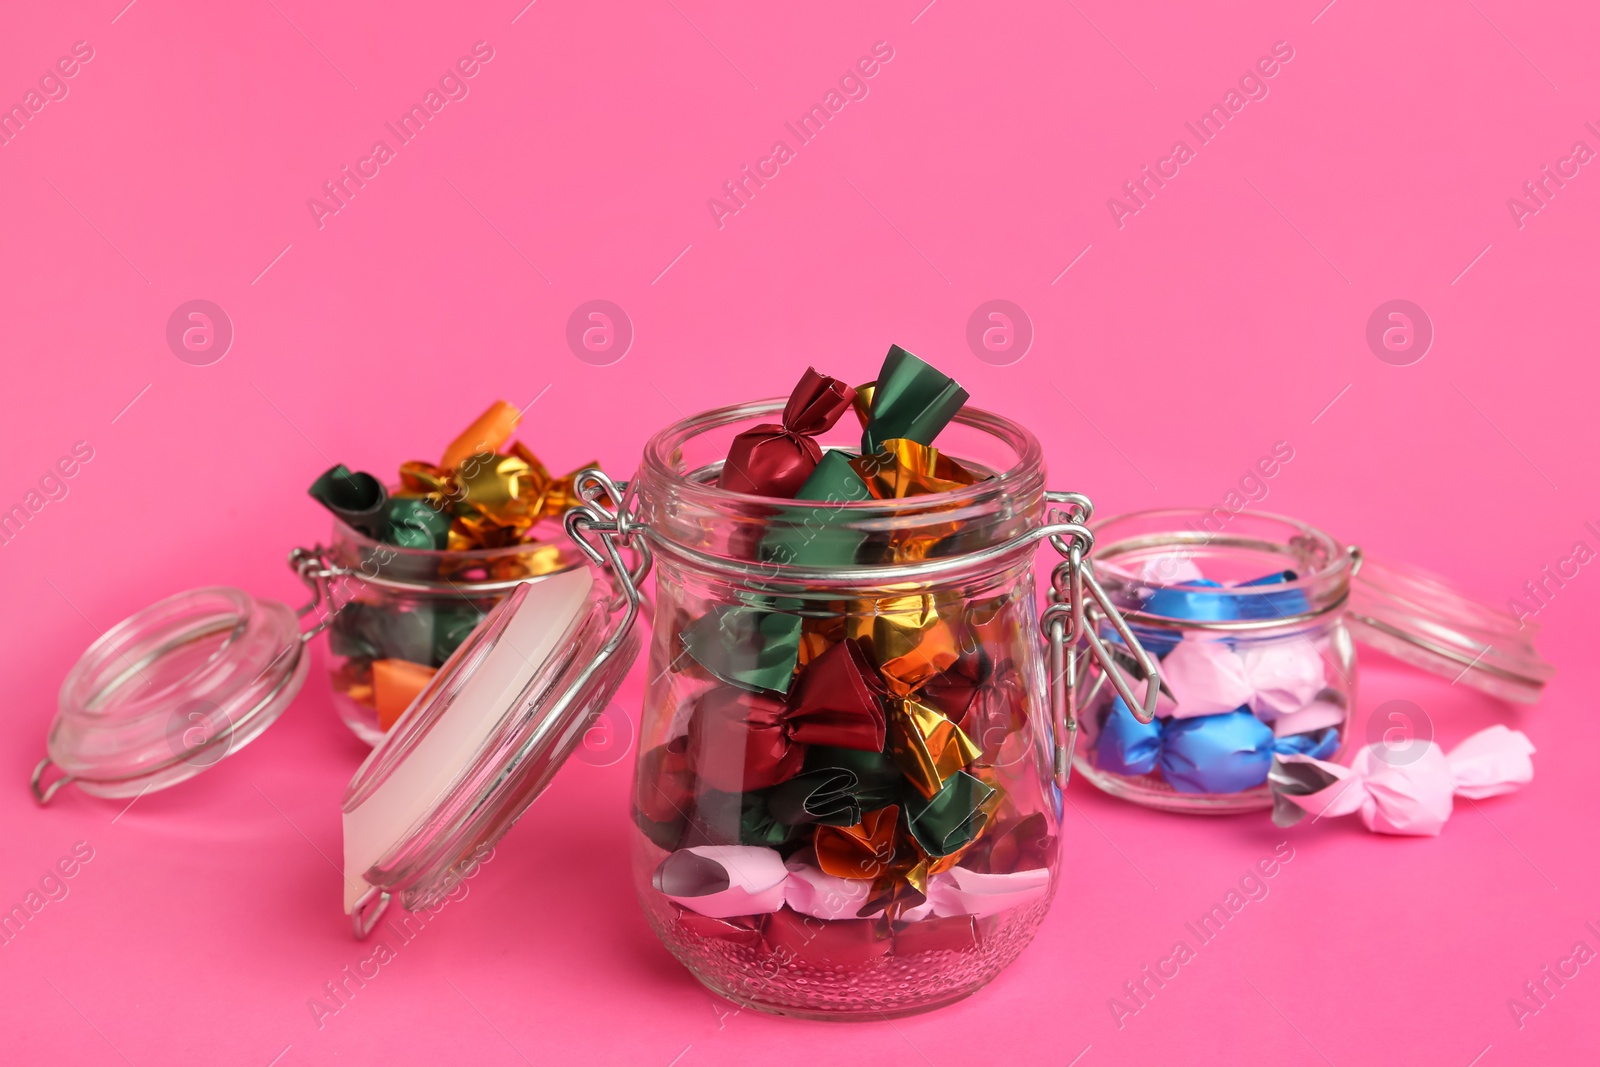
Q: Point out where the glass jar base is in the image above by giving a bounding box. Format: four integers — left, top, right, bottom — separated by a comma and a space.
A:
640, 888, 1052, 1019
331, 690, 385, 747
1072, 759, 1274, 814
691, 972, 979, 1021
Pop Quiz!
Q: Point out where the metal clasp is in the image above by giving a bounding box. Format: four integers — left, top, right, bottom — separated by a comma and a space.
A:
1042, 491, 1162, 789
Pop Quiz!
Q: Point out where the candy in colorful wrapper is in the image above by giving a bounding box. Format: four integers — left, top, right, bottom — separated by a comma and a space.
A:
784, 638, 889, 751
653, 845, 789, 918
906, 770, 1000, 857
684, 687, 807, 793
924, 866, 1051, 918
859, 345, 970, 454
783, 857, 875, 920
717, 368, 856, 497
851, 592, 960, 697
758, 449, 876, 568
308, 464, 388, 539
1269, 724, 1535, 835
1160, 636, 1327, 720
1096, 699, 1340, 794
632, 347, 1061, 1010
309, 399, 600, 553
1235, 569, 1310, 620
371, 658, 438, 731
682, 606, 804, 694
849, 439, 980, 500
765, 907, 892, 966
886, 698, 983, 800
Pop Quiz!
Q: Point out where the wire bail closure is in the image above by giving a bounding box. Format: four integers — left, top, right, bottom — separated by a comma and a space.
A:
1042, 491, 1162, 790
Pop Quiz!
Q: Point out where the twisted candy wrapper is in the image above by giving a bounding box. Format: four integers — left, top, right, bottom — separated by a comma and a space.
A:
684, 645, 888, 794
717, 368, 856, 497
656, 843, 1048, 921
1096, 700, 1339, 794
859, 345, 969, 454
1136, 571, 1309, 655
1269, 724, 1535, 835
1161, 636, 1327, 720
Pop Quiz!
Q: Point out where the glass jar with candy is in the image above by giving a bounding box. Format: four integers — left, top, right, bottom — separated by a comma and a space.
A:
1072, 510, 1353, 812
1072, 508, 1554, 815
330, 346, 1160, 1018
293, 401, 594, 745
622, 348, 1158, 1016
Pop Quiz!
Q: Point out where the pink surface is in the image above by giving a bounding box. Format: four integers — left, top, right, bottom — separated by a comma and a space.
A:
2, 0, 1597, 1063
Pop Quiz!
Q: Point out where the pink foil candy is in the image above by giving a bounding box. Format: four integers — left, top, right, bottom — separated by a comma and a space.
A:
1270, 699, 1345, 738
1269, 724, 1536, 836
782, 859, 874, 921
653, 845, 788, 918
925, 867, 1051, 918
1239, 641, 1326, 720
1161, 638, 1253, 717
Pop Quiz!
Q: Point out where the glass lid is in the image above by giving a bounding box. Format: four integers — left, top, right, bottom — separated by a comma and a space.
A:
34, 586, 309, 803
1087, 509, 1555, 705
1346, 554, 1554, 704
341, 540, 645, 938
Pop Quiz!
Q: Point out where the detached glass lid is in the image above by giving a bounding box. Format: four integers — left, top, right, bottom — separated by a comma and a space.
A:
341, 495, 649, 938
1088, 508, 1554, 704
1345, 555, 1554, 704
34, 586, 310, 803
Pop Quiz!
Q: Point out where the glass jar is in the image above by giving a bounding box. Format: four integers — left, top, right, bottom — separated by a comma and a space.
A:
1073, 508, 1553, 814
293, 519, 586, 745
620, 401, 1153, 1018
332, 407, 1161, 1022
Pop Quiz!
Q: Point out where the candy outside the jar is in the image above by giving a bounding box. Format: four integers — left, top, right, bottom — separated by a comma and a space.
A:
1270, 724, 1535, 835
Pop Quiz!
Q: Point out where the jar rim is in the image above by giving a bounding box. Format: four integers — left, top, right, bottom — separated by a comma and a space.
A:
638, 398, 1044, 513
1089, 507, 1352, 620
331, 516, 573, 560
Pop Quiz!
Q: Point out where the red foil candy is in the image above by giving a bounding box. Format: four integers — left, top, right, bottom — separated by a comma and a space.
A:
716, 368, 856, 497
635, 736, 696, 825
764, 907, 892, 966
784, 638, 888, 752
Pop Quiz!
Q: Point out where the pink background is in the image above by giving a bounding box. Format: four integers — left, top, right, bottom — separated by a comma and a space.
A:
2, 0, 1597, 1063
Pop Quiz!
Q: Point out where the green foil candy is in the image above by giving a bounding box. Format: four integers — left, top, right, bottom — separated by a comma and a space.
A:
760, 450, 874, 568
383, 497, 452, 550
683, 605, 804, 694
308, 464, 389, 539
860, 345, 969, 454
907, 770, 997, 857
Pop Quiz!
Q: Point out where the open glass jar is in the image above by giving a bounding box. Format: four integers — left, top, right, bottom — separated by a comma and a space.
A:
1073, 508, 1553, 814
337, 401, 1162, 1021
293, 520, 586, 745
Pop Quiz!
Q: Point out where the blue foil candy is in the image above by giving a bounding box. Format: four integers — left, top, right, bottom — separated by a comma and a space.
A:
1094, 698, 1339, 794
1235, 569, 1309, 621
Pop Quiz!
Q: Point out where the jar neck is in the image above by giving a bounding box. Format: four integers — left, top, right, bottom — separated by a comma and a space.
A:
1090, 508, 1352, 628
632, 401, 1046, 580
